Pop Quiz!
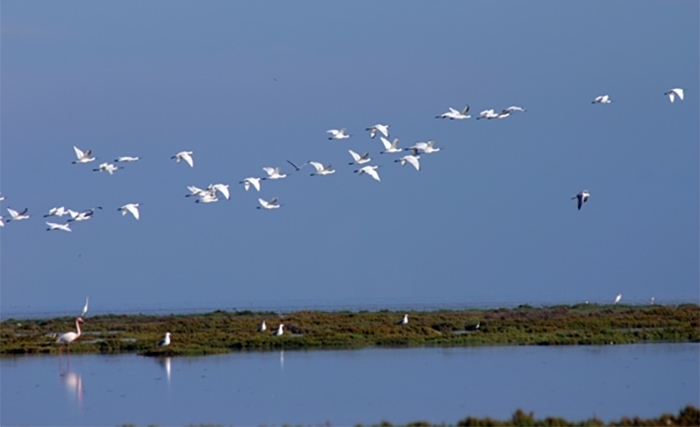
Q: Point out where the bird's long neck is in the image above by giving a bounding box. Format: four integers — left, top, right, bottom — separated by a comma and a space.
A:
75, 319, 82, 337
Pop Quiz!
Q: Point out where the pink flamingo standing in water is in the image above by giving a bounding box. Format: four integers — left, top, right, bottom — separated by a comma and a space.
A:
57, 317, 84, 357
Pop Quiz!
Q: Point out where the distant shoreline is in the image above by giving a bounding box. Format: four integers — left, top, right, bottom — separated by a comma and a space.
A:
2, 303, 698, 356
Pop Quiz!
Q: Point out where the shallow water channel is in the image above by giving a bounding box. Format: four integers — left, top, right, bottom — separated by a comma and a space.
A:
1, 343, 697, 426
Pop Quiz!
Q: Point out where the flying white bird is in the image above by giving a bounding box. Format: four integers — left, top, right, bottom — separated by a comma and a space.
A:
208, 183, 230, 200
262, 167, 287, 180
118, 203, 140, 220
309, 162, 336, 176
258, 320, 267, 332
0, 217, 4, 227
327, 128, 350, 140
273, 324, 284, 336
185, 185, 207, 197
239, 177, 262, 192
44, 207, 69, 218
436, 105, 470, 120
92, 162, 123, 175
395, 154, 421, 171
476, 109, 499, 120
195, 192, 218, 204
571, 190, 590, 210
407, 140, 441, 155
503, 105, 526, 113
0, 193, 5, 201
354, 165, 381, 182
46, 222, 72, 232
348, 150, 371, 165
664, 88, 684, 103
114, 156, 140, 162
81, 296, 89, 317
366, 124, 389, 139
171, 151, 194, 167
67, 207, 102, 222
158, 332, 171, 347
72, 146, 96, 164
257, 197, 281, 210
592, 95, 612, 104
398, 314, 408, 325
6, 207, 30, 222
56, 317, 84, 356
379, 137, 402, 154
614, 294, 622, 304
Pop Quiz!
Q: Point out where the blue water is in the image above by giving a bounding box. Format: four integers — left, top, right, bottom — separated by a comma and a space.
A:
1, 344, 697, 426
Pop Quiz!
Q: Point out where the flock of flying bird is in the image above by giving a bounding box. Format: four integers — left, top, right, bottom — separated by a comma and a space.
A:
5, 86, 686, 350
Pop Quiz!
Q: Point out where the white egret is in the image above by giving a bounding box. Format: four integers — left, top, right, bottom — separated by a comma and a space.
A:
309, 162, 336, 176
171, 151, 194, 167
571, 190, 590, 210
379, 137, 402, 154
327, 128, 350, 140
46, 222, 72, 232
436, 105, 470, 120
118, 203, 140, 220
239, 177, 262, 192
354, 165, 381, 182
592, 95, 612, 104
81, 296, 89, 317
72, 146, 96, 164
664, 88, 684, 103
348, 150, 371, 165
257, 197, 280, 210
366, 124, 389, 139
6, 207, 30, 221
395, 154, 421, 171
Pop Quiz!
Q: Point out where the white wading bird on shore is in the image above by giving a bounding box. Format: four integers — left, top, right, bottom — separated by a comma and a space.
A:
354, 165, 381, 182
436, 105, 470, 120
262, 167, 286, 180
398, 314, 408, 325
158, 332, 171, 347
309, 162, 336, 176
327, 128, 350, 140
44, 207, 69, 218
407, 140, 441, 155
46, 222, 72, 232
571, 190, 590, 210
395, 154, 421, 171
239, 177, 262, 192
379, 137, 402, 154
257, 197, 281, 210
114, 156, 140, 162
118, 203, 140, 220
348, 150, 371, 165
171, 151, 194, 167
92, 162, 123, 175
664, 88, 684, 103
365, 124, 389, 139
592, 95, 612, 104
72, 146, 96, 164
6, 207, 30, 222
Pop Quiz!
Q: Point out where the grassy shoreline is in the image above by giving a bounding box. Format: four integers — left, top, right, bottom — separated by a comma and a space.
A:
1, 303, 698, 356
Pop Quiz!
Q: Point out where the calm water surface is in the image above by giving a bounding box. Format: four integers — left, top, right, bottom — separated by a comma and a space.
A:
1, 344, 697, 426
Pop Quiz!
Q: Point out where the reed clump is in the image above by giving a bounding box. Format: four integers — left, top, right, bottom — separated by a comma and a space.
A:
1, 304, 697, 356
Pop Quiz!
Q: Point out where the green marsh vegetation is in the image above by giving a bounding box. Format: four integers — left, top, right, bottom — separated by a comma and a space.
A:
1, 303, 698, 356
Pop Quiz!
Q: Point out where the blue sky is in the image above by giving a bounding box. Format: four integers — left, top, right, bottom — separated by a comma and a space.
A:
1, 1, 698, 317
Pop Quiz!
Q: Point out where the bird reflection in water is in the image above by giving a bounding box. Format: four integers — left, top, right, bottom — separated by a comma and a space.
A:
60, 370, 83, 408
157, 357, 172, 385
280, 350, 284, 373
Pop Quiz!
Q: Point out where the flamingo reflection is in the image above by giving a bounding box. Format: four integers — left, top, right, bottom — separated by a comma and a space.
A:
60, 370, 83, 407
